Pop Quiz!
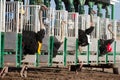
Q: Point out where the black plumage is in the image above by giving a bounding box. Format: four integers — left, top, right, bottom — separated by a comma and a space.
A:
99, 38, 114, 56
22, 29, 45, 55
22, 5, 63, 58
78, 26, 94, 46
99, 24, 114, 56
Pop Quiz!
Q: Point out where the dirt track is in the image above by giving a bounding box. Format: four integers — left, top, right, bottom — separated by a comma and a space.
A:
1, 67, 120, 80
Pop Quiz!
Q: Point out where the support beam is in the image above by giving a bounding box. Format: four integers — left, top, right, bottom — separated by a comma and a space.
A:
97, 3, 103, 17
111, 5, 114, 20
44, 0, 50, 7
68, 0, 75, 12
54, 0, 63, 10
30, 0, 44, 5
78, 0, 86, 14
105, 5, 110, 18
88, 1, 95, 14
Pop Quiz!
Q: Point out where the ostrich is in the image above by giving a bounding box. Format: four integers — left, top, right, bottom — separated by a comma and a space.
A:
22, 5, 47, 55
78, 10, 96, 52
99, 24, 115, 56
22, 4, 64, 58
75, 10, 96, 73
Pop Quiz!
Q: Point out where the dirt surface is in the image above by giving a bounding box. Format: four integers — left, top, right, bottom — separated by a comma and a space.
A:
1, 67, 120, 80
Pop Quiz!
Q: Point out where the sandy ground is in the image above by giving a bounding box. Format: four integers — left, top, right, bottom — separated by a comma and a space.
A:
0, 67, 120, 80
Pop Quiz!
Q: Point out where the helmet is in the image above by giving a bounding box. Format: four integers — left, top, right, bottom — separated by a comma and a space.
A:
106, 43, 112, 52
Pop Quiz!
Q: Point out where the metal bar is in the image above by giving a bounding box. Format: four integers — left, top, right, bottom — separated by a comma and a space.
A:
64, 37, 67, 66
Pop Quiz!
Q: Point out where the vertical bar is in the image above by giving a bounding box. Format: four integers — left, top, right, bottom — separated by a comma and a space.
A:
105, 54, 108, 64
54, 0, 63, 10
67, 0, 75, 12
48, 36, 54, 66
75, 38, 78, 65
97, 3, 103, 17
78, 0, 85, 14
113, 20, 117, 64
0, 32, 4, 68
48, 9, 55, 66
63, 11, 68, 66
88, 1, 94, 14
96, 17, 100, 64
97, 3, 103, 65
97, 40, 100, 64
16, 1, 23, 67
111, 5, 114, 20
36, 53, 40, 67
111, 5, 116, 64
64, 37, 67, 66
17, 33, 22, 67
114, 41, 116, 64
105, 5, 110, 18
15, 1, 18, 67
35, 5, 40, 67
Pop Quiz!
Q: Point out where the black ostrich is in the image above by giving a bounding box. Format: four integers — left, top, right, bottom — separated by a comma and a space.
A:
99, 24, 115, 56
78, 10, 96, 52
22, 5, 64, 58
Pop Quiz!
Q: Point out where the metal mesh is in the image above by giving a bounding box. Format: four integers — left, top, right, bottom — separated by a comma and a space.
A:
54, 10, 68, 37
5, 1, 23, 33
22, 5, 40, 32
79, 15, 90, 30
67, 12, 78, 37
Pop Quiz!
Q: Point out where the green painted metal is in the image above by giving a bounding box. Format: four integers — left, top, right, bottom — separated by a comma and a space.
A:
63, 37, 67, 66
97, 3, 103, 65
88, 4, 94, 68
97, 40, 100, 64
16, 33, 22, 67
111, 5, 114, 20
0, 32, 5, 68
112, 4, 116, 63
105, 5, 110, 18
48, 36, 54, 66
36, 53, 40, 67
30, 0, 36, 5
67, 0, 75, 12
54, 0, 63, 10
44, 0, 50, 7
78, 0, 86, 14
88, 1, 95, 14
97, 3, 103, 17
105, 54, 108, 64
75, 38, 78, 65
114, 41, 116, 64
30, 0, 44, 5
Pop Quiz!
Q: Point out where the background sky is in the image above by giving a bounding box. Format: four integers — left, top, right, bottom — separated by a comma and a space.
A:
50, 0, 120, 20
115, 3, 120, 20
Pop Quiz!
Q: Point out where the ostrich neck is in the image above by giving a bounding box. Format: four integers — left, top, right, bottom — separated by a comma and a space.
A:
39, 10, 45, 29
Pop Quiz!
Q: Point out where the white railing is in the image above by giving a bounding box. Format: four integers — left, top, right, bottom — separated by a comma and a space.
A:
22, 5, 40, 32
0, 0, 6, 32
67, 12, 78, 37
54, 10, 68, 38
5, 1, 23, 33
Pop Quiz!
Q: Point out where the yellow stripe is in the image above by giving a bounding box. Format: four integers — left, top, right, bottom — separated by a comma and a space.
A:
38, 41, 42, 54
